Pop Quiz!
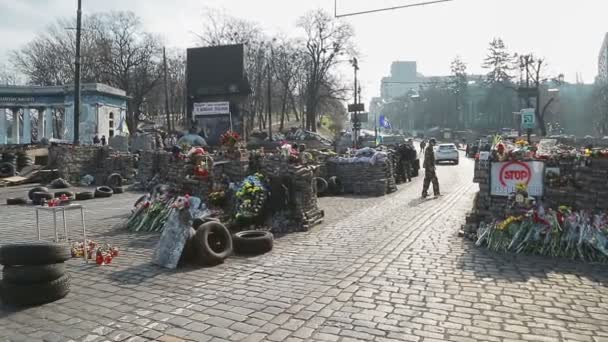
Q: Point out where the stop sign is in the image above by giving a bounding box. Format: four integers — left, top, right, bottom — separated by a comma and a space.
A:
499, 161, 532, 188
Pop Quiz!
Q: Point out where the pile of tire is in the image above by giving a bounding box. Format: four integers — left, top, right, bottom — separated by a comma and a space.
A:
180, 221, 233, 266
94, 186, 113, 198
0, 153, 16, 178
0, 242, 71, 306
106, 173, 124, 194
16, 152, 33, 171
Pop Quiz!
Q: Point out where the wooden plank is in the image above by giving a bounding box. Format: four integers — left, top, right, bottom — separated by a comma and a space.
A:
1, 176, 27, 183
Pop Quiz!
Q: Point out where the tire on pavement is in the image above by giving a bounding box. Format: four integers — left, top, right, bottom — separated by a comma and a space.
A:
75, 191, 94, 201
192, 217, 219, 231
111, 186, 124, 194
28, 186, 49, 200
106, 173, 123, 188
6, 197, 27, 205
32, 191, 53, 205
191, 222, 233, 266
0, 162, 16, 178
233, 230, 274, 255
314, 177, 328, 195
94, 186, 113, 198
0, 274, 70, 306
2, 263, 66, 284
0, 242, 71, 266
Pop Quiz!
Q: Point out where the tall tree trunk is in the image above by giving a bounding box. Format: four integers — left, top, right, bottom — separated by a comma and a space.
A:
280, 89, 288, 131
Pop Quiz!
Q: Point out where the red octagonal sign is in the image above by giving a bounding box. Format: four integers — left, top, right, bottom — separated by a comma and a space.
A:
499, 161, 532, 187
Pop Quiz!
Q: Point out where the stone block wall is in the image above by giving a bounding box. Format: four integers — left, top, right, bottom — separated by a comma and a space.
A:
262, 157, 324, 234
49, 145, 134, 185
326, 158, 397, 197
136, 150, 213, 198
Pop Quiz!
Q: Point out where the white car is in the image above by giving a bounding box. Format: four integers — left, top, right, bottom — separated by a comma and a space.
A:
435, 143, 459, 165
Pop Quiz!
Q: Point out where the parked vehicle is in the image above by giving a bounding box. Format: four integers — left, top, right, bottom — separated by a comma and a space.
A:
434, 143, 459, 165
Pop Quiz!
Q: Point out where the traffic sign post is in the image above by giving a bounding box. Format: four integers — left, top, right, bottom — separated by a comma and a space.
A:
521, 108, 535, 143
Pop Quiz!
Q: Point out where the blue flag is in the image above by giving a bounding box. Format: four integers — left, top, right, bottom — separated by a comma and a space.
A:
379, 115, 392, 129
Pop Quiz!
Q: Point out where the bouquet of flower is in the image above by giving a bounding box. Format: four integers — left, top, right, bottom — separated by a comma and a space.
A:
209, 191, 226, 206
220, 131, 241, 147
235, 173, 267, 220
126, 193, 175, 232
476, 208, 608, 262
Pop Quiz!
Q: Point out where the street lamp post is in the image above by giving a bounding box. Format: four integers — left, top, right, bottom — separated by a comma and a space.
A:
351, 57, 359, 149
73, 0, 82, 144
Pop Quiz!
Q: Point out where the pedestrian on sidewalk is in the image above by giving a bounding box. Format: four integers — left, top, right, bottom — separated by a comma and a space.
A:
419, 140, 426, 156
422, 138, 440, 198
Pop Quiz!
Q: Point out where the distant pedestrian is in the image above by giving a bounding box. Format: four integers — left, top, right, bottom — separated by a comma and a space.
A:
422, 138, 439, 198
420, 140, 426, 156
93, 134, 100, 145
101, 135, 107, 146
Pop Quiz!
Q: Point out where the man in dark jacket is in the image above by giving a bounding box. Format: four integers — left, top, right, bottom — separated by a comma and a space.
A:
422, 138, 440, 198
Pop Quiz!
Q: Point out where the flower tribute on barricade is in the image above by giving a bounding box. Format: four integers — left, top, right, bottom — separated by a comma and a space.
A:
476, 207, 608, 262
220, 131, 241, 148
234, 173, 268, 222
126, 192, 176, 232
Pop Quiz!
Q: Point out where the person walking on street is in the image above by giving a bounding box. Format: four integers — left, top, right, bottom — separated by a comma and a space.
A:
420, 140, 426, 156
93, 134, 100, 145
101, 135, 107, 146
422, 138, 440, 198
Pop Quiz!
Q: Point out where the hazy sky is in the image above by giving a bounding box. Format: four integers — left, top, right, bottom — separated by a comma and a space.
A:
1, 0, 607, 104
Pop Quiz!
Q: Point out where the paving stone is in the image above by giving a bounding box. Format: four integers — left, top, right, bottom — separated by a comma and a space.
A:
0, 164, 606, 342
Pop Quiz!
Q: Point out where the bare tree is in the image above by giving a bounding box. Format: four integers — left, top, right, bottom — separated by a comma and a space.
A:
0, 63, 21, 85
94, 11, 163, 133
196, 7, 269, 134
11, 16, 103, 86
271, 38, 305, 130
518, 54, 552, 136
11, 12, 163, 134
297, 9, 355, 132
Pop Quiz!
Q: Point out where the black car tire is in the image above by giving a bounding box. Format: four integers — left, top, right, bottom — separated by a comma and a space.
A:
192, 222, 233, 266
2, 263, 66, 284
233, 230, 274, 255
454, 159, 459, 165
75, 191, 94, 201
0, 274, 70, 306
32, 191, 53, 205
54, 191, 75, 199
6, 197, 27, 205
0, 162, 16, 178
0, 242, 71, 266
112, 186, 124, 194
28, 186, 49, 200
314, 177, 328, 195
94, 186, 113, 198
192, 217, 219, 230
106, 173, 123, 188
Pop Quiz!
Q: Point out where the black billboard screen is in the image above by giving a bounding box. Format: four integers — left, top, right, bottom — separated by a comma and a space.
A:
187, 44, 246, 96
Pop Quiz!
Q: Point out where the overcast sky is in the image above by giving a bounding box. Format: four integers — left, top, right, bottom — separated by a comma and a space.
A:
1, 0, 607, 104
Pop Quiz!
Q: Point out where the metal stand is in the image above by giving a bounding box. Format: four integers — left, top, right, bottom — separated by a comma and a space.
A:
35, 204, 88, 263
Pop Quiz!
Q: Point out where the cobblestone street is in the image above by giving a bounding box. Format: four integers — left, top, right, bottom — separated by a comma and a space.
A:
1, 156, 607, 342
